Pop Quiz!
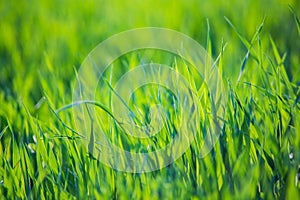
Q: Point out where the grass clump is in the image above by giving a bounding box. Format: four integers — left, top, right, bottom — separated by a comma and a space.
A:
0, 0, 299, 199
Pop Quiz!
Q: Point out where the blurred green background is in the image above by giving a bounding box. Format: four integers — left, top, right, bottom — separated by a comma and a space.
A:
0, 0, 299, 109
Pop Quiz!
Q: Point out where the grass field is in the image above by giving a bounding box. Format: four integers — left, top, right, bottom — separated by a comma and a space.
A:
0, 0, 300, 199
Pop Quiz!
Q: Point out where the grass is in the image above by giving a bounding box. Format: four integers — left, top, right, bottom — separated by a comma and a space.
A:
0, 0, 300, 199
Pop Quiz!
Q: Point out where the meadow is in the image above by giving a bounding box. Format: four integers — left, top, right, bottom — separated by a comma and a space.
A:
0, 0, 300, 199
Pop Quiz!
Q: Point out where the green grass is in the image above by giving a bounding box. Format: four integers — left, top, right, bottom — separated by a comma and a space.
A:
0, 0, 300, 199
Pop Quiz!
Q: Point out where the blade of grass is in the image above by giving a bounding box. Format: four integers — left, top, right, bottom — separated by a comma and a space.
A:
289, 5, 300, 35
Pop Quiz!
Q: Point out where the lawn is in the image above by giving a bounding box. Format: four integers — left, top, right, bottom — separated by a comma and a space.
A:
0, 0, 300, 199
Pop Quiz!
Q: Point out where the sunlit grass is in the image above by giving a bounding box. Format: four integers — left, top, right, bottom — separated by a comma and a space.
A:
0, 0, 299, 199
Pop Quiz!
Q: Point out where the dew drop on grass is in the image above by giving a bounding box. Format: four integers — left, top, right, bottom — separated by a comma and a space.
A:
289, 153, 294, 160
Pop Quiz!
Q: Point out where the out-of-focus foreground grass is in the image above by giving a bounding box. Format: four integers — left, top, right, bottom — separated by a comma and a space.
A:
0, 0, 299, 199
